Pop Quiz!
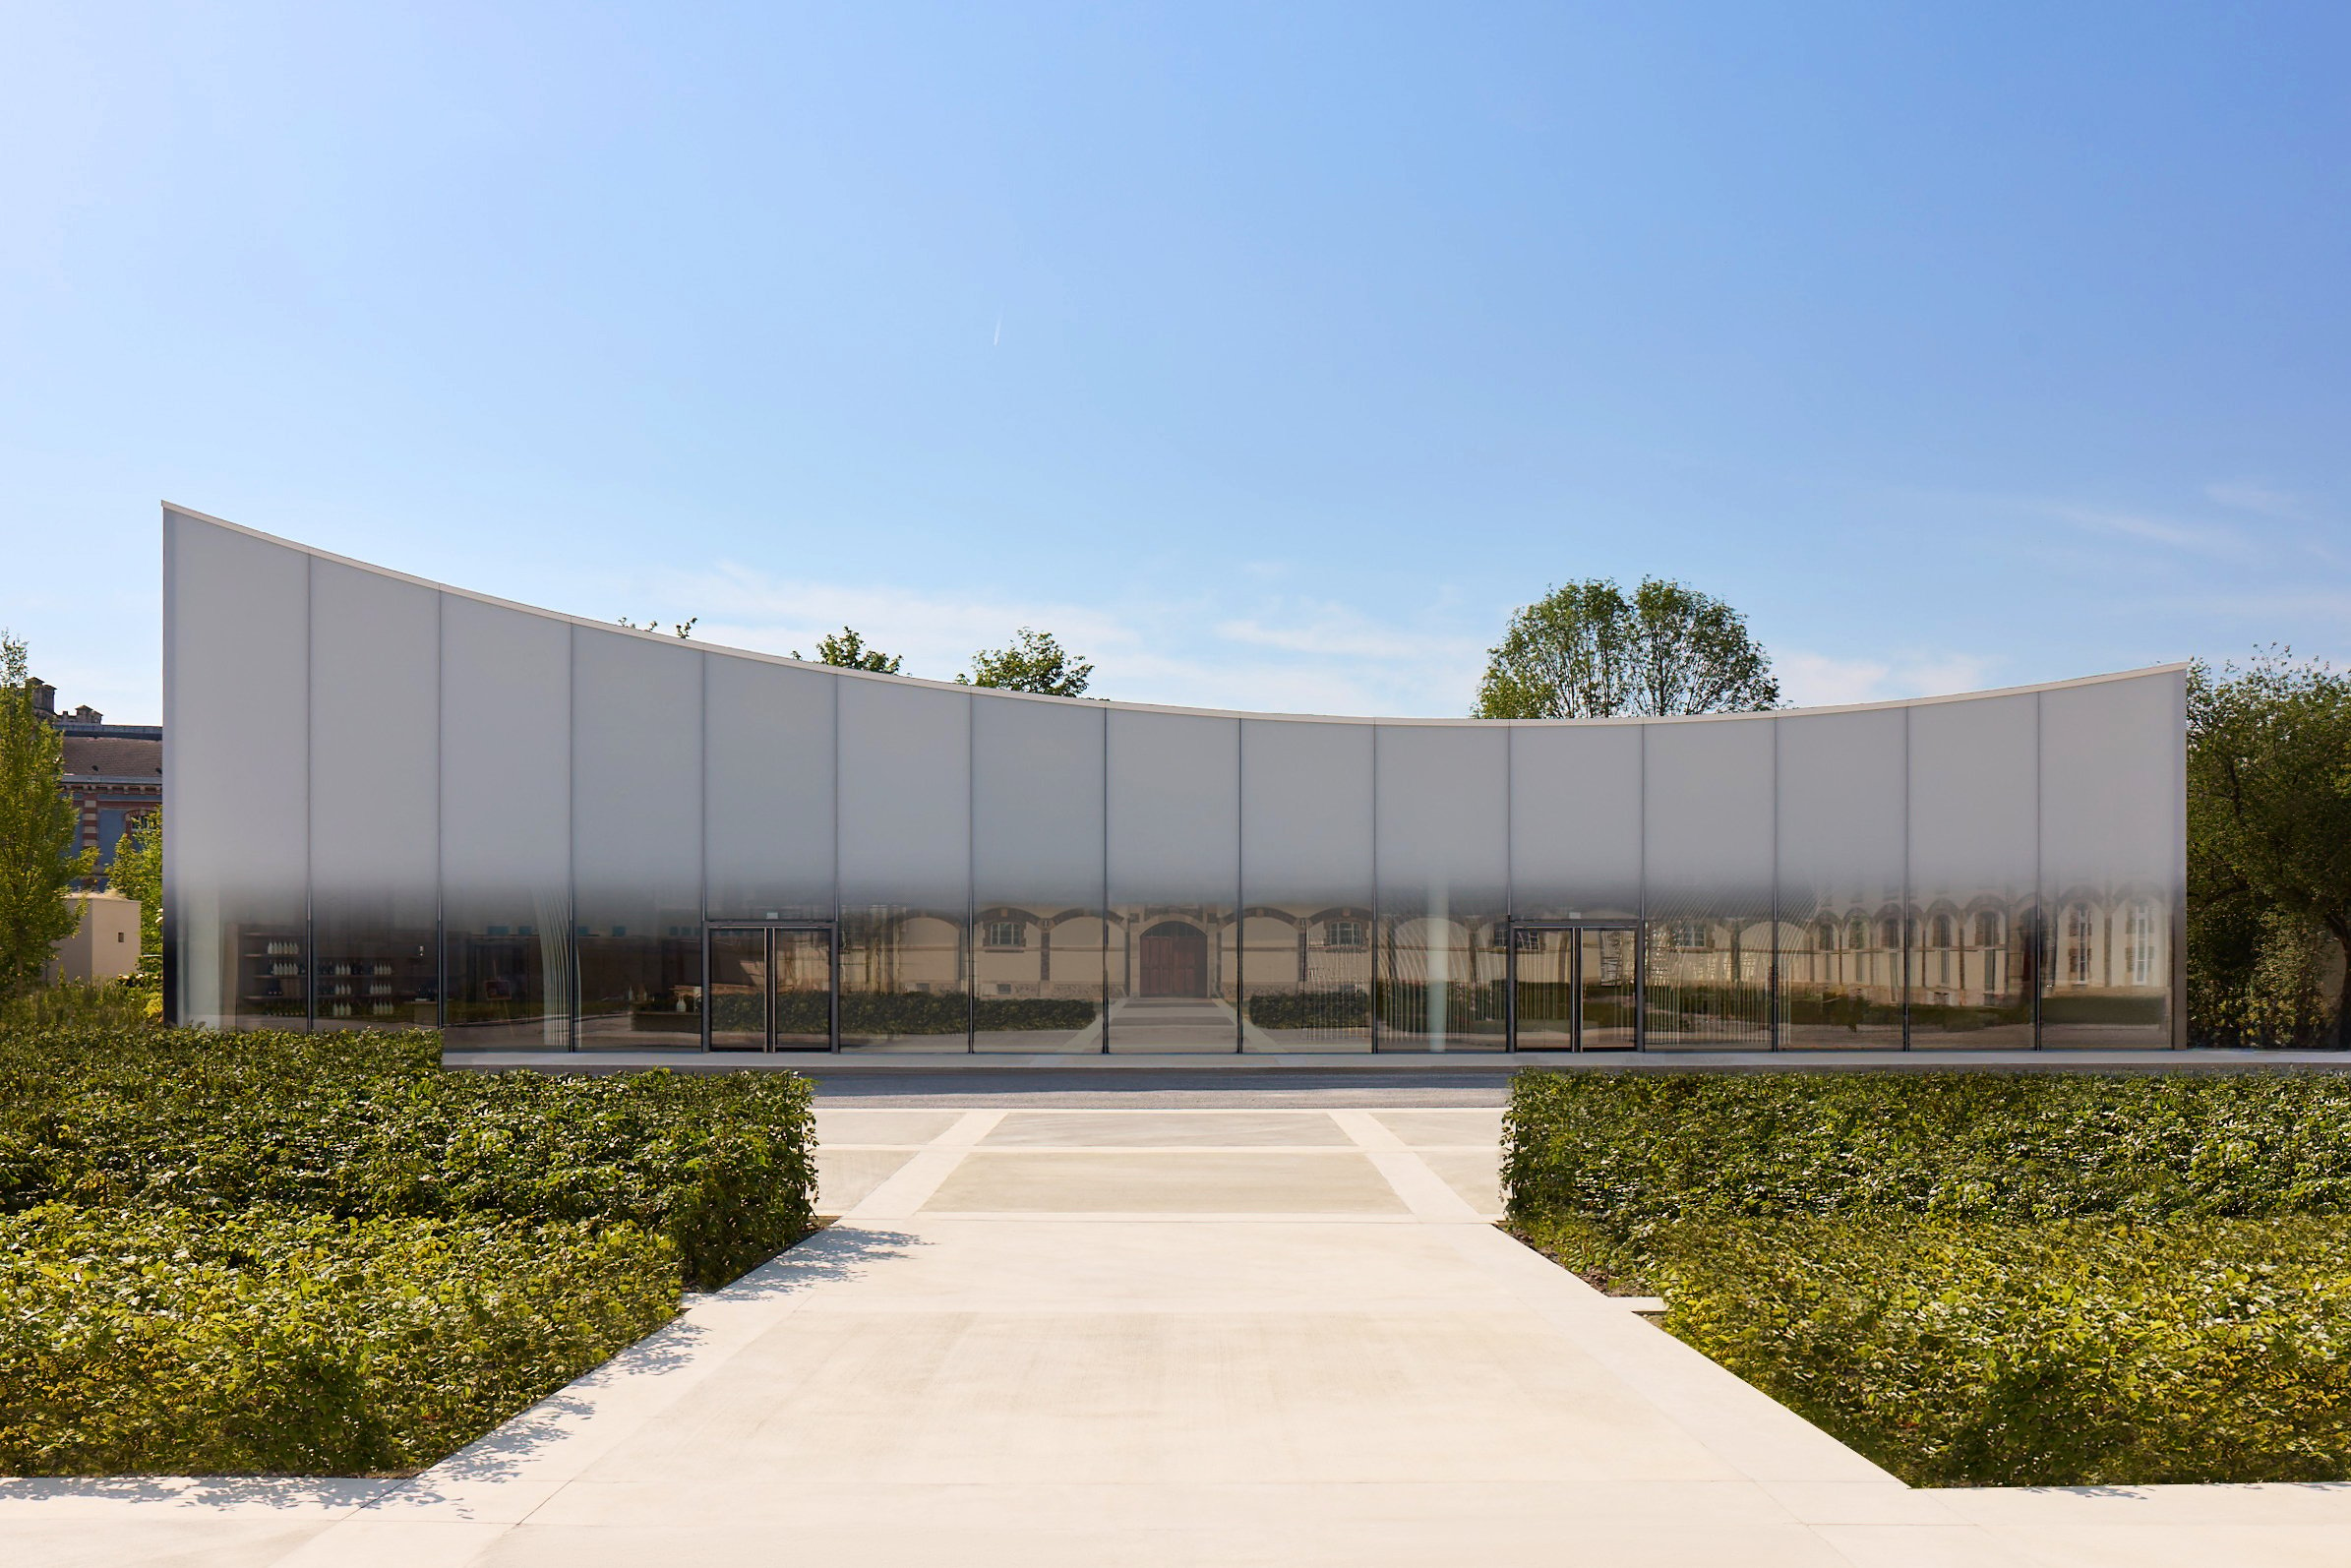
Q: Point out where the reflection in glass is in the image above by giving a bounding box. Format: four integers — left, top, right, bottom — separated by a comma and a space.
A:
1375, 726, 1509, 1052
1642, 721, 1774, 1048
1580, 928, 1639, 1048
573, 629, 701, 1050
837, 680, 970, 1050
309, 559, 438, 1029
2040, 675, 2182, 1047
1777, 708, 1904, 1048
166, 511, 311, 1028
1909, 694, 2036, 1047
1241, 720, 1373, 1052
705, 928, 768, 1049
1108, 710, 1239, 1053
440, 595, 573, 1048
1512, 928, 1575, 1050
973, 696, 1106, 1053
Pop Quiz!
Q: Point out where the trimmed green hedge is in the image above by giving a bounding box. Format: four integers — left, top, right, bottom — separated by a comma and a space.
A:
1505, 1070, 2351, 1485
0, 1202, 678, 1477
1506, 1070, 2351, 1242
0, 1027, 816, 1290
1516, 1211, 2351, 1486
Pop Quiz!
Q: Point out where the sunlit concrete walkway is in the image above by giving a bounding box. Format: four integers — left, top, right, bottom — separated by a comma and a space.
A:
8, 1105, 2351, 1566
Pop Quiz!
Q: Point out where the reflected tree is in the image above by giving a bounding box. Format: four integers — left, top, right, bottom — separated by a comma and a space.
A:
1474, 577, 1780, 718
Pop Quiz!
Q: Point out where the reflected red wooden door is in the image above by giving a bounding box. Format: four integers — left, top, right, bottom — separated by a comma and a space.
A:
1138, 922, 1207, 996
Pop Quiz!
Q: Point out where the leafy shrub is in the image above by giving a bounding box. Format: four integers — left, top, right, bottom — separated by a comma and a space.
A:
1506, 1070, 2351, 1485
0, 1202, 677, 1476
1506, 1069, 2351, 1243
2, 980, 156, 1031
1615, 1215, 2351, 1486
0, 1026, 816, 1289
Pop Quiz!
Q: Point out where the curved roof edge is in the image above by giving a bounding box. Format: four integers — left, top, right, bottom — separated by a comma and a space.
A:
164, 501, 2188, 727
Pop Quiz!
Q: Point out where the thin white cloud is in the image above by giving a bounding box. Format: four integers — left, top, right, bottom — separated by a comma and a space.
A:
1777, 650, 2003, 709
2039, 503, 2241, 557
2204, 480, 2305, 520
654, 565, 1490, 714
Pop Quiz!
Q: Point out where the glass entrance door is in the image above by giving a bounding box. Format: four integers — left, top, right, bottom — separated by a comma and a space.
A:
1508, 923, 1640, 1052
702, 926, 834, 1051
1576, 927, 1639, 1050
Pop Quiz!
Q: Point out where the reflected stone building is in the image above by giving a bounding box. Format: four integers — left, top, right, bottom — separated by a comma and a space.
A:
163, 505, 2186, 1054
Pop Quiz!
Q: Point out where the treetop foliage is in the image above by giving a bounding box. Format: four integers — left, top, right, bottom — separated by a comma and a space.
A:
2187, 649, 2351, 1047
958, 627, 1094, 696
1475, 577, 1780, 718
0, 633, 95, 1002
794, 626, 902, 674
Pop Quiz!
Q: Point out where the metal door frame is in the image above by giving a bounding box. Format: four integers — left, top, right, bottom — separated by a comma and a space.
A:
1505, 920, 1643, 1053
701, 923, 838, 1052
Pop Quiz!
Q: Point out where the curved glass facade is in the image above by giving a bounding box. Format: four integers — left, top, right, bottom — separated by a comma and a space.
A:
163, 505, 2188, 1053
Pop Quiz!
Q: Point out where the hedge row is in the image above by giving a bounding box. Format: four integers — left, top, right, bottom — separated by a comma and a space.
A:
0, 1202, 678, 1477
0, 1027, 817, 1289
1515, 1210, 2351, 1486
1505, 1069, 2351, 1242
1504, 1070, 2351, 1486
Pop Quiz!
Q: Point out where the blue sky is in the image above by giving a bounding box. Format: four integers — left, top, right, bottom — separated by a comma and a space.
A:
6, 2, 2348, 724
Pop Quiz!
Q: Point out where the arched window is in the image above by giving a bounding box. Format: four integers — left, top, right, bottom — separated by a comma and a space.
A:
1930, 914, 1954, 948
1974, 911, 2001, 948
1848, 918, 1869, 951
1813, 919, 1838, 951
1879, 918, 1901, 951
2066, 904, 2093, 984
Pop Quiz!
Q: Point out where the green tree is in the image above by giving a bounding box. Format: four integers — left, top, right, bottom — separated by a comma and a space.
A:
107, 810, 163, 989
1474, 577, 1780, 718
2187, 652, 2351, 1048
0, 633, 97, 1000
793, 628, 902, 673
957, 628, 1094, 696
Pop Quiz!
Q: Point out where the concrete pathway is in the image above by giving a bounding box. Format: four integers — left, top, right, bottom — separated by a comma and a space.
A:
7, 1106, 2351, 1566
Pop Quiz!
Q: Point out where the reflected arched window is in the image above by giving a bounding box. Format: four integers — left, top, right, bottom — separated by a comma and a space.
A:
1813, 919, 1838, 950
1974, 912, 2001, 948
1880, 918, 1901, 950
1848, 918, 1869, 951
2066, 904, 2093, 984
1930, 914, 1954, 948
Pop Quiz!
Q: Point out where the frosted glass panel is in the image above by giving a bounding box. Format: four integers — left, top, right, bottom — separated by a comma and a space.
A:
1241, 719, 1373, 1051
1643, 718, 1774, 1048
1776, 707, 1905, 1048
1375, 725, 1508, 1052
1909, 694, 2037, 1046
1107, 709, 1238, 1052
2039, 673, 2182, 1047
440, 595, 572, 1048
837, 678, 969, 1049
165, 512, 309, 1029
572, 629, 700, 1049
308, 559, 437, 1029
705, 658, 834, 921
1511, 723, 1642, 920
973, 694, 1105, 1053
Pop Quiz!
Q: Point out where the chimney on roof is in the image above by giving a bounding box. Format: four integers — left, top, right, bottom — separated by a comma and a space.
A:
70, 704, 102, 723
31, 681, 55, 717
